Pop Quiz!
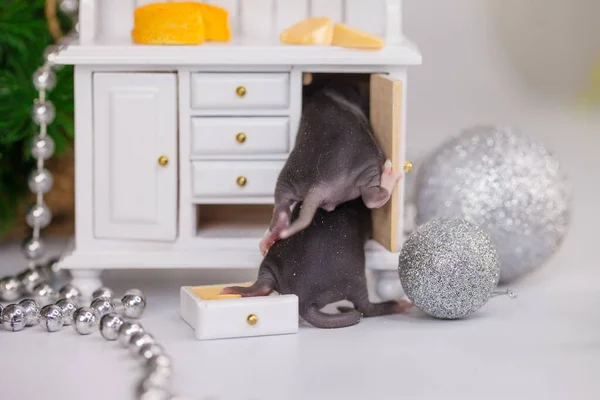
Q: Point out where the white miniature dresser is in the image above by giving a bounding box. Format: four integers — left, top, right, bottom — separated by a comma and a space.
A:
55, 0, 422, 300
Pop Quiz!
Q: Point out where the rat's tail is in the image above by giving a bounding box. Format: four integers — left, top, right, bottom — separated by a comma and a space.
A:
301, 304, 362, 329
278, 193, 321, 240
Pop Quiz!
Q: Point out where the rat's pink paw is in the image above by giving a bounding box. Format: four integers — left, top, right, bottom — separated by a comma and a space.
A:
392, 299, 413, 314
381, 160, 402, 194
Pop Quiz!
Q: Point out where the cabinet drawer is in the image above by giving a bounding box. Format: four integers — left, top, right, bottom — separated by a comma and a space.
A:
191, 117, 289, 156
191, 161, 284, 198
190, 73, 290, 110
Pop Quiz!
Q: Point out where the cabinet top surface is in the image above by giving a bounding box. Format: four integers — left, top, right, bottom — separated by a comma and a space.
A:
54, 37, 422, 66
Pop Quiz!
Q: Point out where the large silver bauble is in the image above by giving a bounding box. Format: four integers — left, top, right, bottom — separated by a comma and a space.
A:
129, 332, 156, 356
39, 304, 64, 332
33, 282, 58, 306
399, 218, 500, 320
21, 236, 45, 260
1, 304, 27, 331
26, 203, 52, 229
17, 268, 45, 294
19, 299, 41, 326
100, 313, 124, 341
118, 322, 145, 347
32, 67, 57, 91
30, 134, 55, 161
92, 287, 114, 300
55, 298, 78, 326
72, 307, 97, 335
28, 168, 54, 194
90, 297, 115, 318
0, 276, 22, 301
121, 292, 146, 319
58, 284, 81, 303
415, 126, 572, 283
31, 99, 56, 125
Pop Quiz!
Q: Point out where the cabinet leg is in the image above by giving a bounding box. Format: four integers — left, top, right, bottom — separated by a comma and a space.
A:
374, 270, 405, 301
70, 269, 103, 299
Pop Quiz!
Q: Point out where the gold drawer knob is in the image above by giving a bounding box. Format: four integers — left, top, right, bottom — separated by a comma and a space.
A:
247, 314, 259, 326
236, 132, 247, 143
157, 155, 169, 167
236, 176, 247, 187
236, 86, 247, 98
403, 160, 413, 173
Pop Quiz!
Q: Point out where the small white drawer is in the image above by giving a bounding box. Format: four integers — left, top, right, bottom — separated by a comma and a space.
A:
191, 160, 283, 198
191, 117, 289, 156
190, 72, 290, 110
180, 284, 299, 341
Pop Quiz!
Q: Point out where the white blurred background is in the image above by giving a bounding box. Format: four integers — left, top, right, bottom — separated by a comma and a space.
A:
403, 0, 600, 289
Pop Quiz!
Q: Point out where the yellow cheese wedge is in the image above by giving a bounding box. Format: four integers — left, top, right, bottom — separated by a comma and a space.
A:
280, 16, 334, 45
331, 23, 385, 49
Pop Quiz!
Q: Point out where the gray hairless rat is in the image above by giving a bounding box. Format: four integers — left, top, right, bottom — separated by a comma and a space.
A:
221, 197, 412, 329
259, 78, 402, 255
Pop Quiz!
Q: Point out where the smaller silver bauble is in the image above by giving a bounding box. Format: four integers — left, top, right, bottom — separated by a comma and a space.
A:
147, 354, 172, 372
31, 99, 56, 125
92, 287, 114, 300
26, 203, 53, 229
139, 343, 164, 362
121, 292, 146, 319
21, 236, 45, 260
58, 284, 81, 303
18, 299, 41, 326
33, 282, 58, 306
129, 332, 156, 356
17, 267, 45, 294
1, 304, 27, 332
45, 257, 71, 285
32, 67, 57, 91
39, 304, 64, 332
0, 276, 22, 301
90, 297, 115, 318
100, 313, 124, 341
72, 307, 97, 335
118, 322, 145, 347
28, 168, 54, 194
59, 0, 79, 15
30, 134, 55, 161
55, 298, 78, 326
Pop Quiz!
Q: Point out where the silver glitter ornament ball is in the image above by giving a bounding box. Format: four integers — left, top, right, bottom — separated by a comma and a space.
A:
73, 307, 97, 335
31, 134, 55, 161
58, 283, 81, 303
415, 126, 572, 283
28, 168, 54, 194
19, 299, 41, 326
1, 304, 27, 332
398, 218, 500, 320
92, 286, 114, 300
118, 322, 145, 347
0, 276, 22, 301
17, 267, 45, 295
31, 99, 56, 125
129, 332, 156, 356
100, 313, 124, 341
55, 298, 78, 325
39, 304, 64, 332
33, 282, 58, 306
121, 291, 146, 319
21, 236, 45, 260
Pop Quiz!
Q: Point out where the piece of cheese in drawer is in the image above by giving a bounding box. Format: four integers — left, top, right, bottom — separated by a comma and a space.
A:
190, 73, 290, 110
191, 117, 289, 156
191, 161, 284, 198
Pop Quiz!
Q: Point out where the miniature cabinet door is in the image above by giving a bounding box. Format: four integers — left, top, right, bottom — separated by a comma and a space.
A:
370, 74, 403, 252
92, 72, 178, 241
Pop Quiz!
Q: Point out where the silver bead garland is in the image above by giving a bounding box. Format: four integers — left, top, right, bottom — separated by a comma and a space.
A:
0, 15, 190, 397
